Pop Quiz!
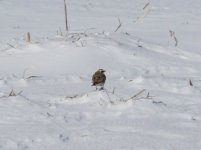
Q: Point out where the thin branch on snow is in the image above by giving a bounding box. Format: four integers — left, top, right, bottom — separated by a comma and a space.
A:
143, 2, 150, 10
26, 76, 42, 79
152, 100, 167, 106
65, 94, 79, 99
129, 89, 146, 100
7, 43, 15, 48
114, 17, 122, 32
134, 2, 151, 23
123, 90, 155, 102
121, 89, 150, 102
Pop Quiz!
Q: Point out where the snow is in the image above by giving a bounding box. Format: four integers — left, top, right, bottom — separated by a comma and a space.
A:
0, 0, 201, 149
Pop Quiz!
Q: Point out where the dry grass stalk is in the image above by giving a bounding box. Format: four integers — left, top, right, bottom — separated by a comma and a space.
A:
114, 17, 122, 32
64, 0, 68, 34
130, 89, 146, 100
135, 2, 151, 23
9, 89, 16, 97
25, 32, 31, 42
7, 43, 15, 48
143, 2, 150, 10
169, 30, 178, 47
189, 79, 193, 86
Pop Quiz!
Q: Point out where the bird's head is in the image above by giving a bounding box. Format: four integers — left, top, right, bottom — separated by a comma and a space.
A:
98, 69, 106, 73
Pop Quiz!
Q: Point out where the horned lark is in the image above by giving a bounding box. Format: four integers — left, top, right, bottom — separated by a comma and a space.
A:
92, 69, 106, 90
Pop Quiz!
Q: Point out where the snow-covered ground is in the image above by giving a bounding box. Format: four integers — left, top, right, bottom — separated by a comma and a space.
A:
0, 0, 201, 150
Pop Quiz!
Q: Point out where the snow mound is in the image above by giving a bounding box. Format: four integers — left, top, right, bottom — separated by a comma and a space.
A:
1, 0, 201, 149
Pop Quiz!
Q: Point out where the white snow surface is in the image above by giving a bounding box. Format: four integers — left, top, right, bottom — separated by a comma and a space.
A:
1, 0, 201, 150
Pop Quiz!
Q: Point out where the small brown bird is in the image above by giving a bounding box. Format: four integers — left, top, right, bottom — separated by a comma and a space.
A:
92, 69, 106, 90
